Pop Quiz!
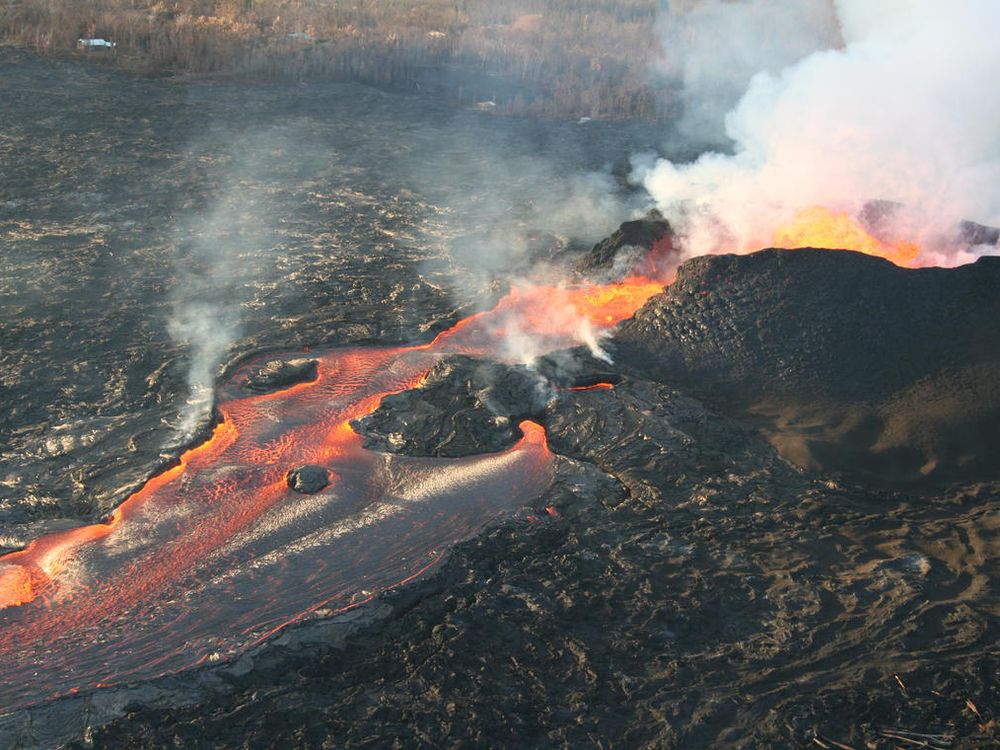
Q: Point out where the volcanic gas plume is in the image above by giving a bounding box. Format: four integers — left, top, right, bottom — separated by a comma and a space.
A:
640, 0, 1000, 267
0, 271, 663, 712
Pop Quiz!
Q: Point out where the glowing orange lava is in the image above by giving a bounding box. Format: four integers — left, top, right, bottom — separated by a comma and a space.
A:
566, 383, 615, 392
0, 272, 666, 712
773, 206, 921, 266
568, 276, 666, 325
432, 274, 666, 359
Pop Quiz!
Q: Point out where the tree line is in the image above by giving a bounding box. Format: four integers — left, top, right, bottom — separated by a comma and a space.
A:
0, 0, 672, 120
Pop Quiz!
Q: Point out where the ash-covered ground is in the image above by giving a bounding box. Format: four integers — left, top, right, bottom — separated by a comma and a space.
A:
2, 47, 998, 750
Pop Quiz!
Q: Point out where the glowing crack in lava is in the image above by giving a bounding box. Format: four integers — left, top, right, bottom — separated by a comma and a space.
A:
0, 273, 664, 712
773, 205, 921, 266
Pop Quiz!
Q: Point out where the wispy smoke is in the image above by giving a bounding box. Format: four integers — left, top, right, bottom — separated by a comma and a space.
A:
168, 299, 239, 441
654, 0, 839, 150
492, 284, 616, 367
638, 0, 1000, 265
443, 166, 632, 289
168, 137, 275, 441
427, 149, 640, 284
413, 123, 646, 366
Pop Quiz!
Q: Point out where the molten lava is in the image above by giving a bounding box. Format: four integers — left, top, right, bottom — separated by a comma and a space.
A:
773, 206, 921, 266
0, 273, 664, 712
430, 275, 665, 360
566, 383, 615, 392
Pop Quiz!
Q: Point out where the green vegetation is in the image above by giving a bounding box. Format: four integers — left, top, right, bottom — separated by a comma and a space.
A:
0, 0, 666, 119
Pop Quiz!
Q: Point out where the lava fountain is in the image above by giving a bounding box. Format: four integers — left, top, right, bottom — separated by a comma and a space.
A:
0, 272, 664, 713
773, 205, 922, 266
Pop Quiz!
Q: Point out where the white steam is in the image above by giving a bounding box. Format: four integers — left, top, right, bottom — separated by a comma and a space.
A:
168, 300, 239, 440
498, 307, 614, 367
415, 128, 645, 368
655, 0, 839, 149
482, 282, 617, 368
168, 139, 275, 441
640, 0, 1000, 266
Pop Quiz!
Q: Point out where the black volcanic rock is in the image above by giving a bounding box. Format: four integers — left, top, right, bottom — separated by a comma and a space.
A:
575, 210, 673, 276
286, 465, 330, 494
959, 219, 1000, 247
533, 349, 622, 389
353, 356, 548, 457
613, 249, 1000, 484
21, 47, 1000, 750
245, 358, 318, 392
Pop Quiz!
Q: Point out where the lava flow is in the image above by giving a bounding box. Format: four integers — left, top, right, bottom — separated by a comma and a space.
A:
773, 205, 922, 266
0, 273, 664, 713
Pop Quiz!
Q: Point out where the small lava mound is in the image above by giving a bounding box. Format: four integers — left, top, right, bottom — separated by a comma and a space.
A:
353, 356, 549, 457
574, 210, 675, 278
244, 358, 318, 392
613, 248, 1000, 485
286, 465, 330, 494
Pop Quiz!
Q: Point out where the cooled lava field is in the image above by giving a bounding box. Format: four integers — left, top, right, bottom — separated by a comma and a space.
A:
1, 47, 998, 750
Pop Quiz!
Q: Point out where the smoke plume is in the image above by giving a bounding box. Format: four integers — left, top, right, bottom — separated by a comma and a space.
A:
168, 137, 275, 441
410, 121, 649, 372
639, 0, 1000, 266
654, 0, 839, 150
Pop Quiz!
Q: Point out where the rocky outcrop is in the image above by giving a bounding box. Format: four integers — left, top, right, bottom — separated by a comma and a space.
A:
353, 356, 548, 457
357, 247, 1000, 484
244, 358, 318, 392
574, 210, 674, 277
286, 465, 330, 494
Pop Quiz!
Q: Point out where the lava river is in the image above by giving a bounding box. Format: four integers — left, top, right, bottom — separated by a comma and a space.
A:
0, 274, 663, 712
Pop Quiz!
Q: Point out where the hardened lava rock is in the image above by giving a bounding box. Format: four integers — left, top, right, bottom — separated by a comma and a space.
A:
286, 465, 330, 494
245, 358, 318, 392
575, 210, 674, 277
83, 374, 1000, 750
613, 248, 1000, 484
353, 356, 549, 457
27, 241, 1000, 750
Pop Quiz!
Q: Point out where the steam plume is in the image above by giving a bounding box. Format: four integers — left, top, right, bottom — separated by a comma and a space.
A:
168, 139, 274, 440
415, 130, 646, 369
639, 0, 1000, 266
654, 0, 839, 149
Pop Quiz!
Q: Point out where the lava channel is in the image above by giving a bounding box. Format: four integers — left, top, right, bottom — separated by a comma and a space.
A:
0, 274, 663, 712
